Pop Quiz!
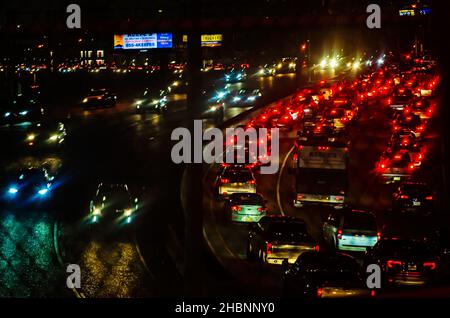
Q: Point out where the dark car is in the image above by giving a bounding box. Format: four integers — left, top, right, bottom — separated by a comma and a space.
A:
89, 183, 139, 225
82, 89, 117, 108
247, 215, 318, 265
392, 182, 435, 215
225, 68, 247, 83
21, 121, 67, 148
283, 251, 372, 298
229, 89, 262, 105
364, 238, 439, 287
388, 87, 415, 112
3, 168, 53, 205
1, 96, 45, 126
135, 88, 168, 114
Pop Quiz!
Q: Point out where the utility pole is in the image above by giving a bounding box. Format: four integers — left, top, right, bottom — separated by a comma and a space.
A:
184, 0, 205, 297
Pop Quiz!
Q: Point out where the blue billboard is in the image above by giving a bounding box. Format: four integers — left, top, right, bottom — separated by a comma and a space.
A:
114, 33, 173, 50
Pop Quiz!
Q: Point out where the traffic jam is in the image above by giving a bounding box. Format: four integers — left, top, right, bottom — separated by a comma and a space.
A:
204, 52, 449, 298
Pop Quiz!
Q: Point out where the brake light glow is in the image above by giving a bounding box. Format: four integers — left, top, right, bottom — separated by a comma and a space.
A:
387, 260, 402, 268
220, 178, 230, 183
425, 195, 433, 200
337, 230, 343, 240
315, 245, 320, 252
247, 180, 256, 184
423, 262, 436, 270
400, 195, 409, 199
377, 232, 381, 241
266, 243, 273, 254
231, 206, 242, 211
316, 288, 323, 298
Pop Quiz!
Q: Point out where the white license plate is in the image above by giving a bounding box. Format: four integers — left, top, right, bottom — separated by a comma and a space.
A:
394, 177, 401, 181
408, 264, 417, 271
413, 201, 421, 206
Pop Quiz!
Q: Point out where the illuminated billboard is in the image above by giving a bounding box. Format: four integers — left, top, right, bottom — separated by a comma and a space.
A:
182, 34, 223, 47
201, 34, 223, 47
114, 33, 173, 50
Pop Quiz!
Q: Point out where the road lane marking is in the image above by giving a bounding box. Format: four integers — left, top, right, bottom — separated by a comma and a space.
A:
133, 233, 156, 280
276, 145, 295, 216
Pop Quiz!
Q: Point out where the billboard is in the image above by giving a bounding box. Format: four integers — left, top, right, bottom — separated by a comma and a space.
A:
182, 34, 223, 47
201, 34, 223, 47
114, 33, 173, 50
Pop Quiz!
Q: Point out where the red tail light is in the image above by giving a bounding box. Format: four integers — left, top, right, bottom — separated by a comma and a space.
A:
371, 290, 376, 297
423, 262, 436, 270
409, 164, 415, 170
266, 243, 273, 254
425, 195, 433, 201
377, 232, 381, 241
231, 206, 242, 212
257, 207, 262, 212
315, 245, 320, 252
247, 180, 255, 184
400, 195, 409, 199
380, 163, 386, 169
337, 229, 343, 240
316, 288, 323, 298
387, 260, 402, 268
293, 153, 298, 161
220, 178, 230, 184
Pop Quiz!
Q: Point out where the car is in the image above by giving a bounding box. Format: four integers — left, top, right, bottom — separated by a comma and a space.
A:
377, 150, 416, 183
274, 58, 297, 74
323, 209, 380, 252
283, 251, 372, 298
387, 87, 415, 112
224, 193, 267, 223
247, 215, 318, 265
386, 134, 424, 167
224, 68, 247, 83
215, 166, 256, 197
405, 98, 434, 119
364, 238, 439, 287
135, 88, 169, 113
3, 168, 53, 205
324, 108, 350, 131
295, 121, 341, 147
22, 122, 67, 148
268, 112, 294, 130
228, 89, 262, 105
257, 64, 275, 77
82, 89, 117, 108
392, 182, 435, 215
1, 95, 45, 127
89, 183, 139, 225
392, 113, 425, 137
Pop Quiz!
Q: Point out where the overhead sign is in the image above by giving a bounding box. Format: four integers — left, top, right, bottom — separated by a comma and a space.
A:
399, 9, 415, 16
201, 34, 223, 47
114, 33, 173, 50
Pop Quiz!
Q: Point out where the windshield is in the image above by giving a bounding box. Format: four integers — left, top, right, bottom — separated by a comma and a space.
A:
343, 213, 377, 231
266, 222, 314, 243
